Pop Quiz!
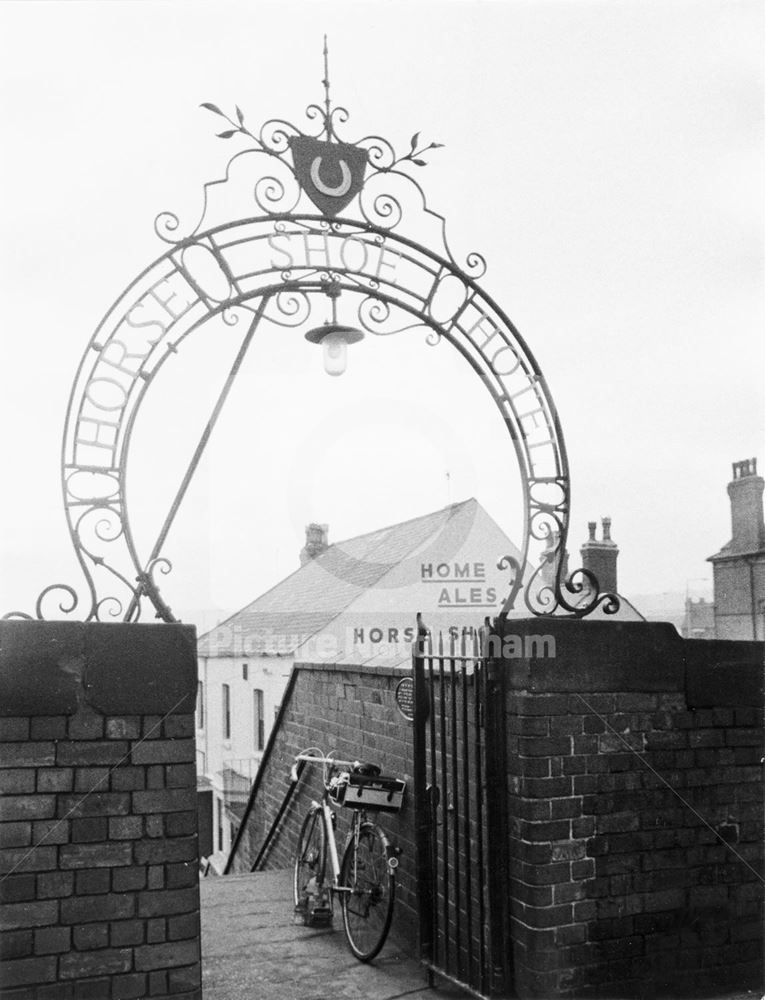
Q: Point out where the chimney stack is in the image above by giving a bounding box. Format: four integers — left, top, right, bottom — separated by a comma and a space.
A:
727, 459, 765, 554
580, 517, 619, 593
300, 523, 329, 565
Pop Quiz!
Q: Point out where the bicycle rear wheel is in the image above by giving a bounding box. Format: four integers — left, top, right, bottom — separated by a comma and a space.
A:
294, 807, 326, 911
339, 822, 395, 962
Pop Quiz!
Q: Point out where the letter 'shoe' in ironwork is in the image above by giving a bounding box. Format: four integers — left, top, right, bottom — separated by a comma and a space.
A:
5, 40, 618, 624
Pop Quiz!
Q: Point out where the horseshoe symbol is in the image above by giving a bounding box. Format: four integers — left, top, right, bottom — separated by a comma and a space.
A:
310, 156, 352, 198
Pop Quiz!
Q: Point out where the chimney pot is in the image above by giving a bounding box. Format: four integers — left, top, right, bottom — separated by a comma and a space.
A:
580, 518, 618, 593
732, 458, 757, 480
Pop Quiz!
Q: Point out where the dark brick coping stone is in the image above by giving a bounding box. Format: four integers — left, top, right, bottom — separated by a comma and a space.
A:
0, 621, 197, 717
293, 661, 408, 678
491, 617, 763, 704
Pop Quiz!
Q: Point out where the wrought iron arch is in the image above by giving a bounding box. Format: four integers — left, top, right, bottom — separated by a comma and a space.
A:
5, 78, 618, 623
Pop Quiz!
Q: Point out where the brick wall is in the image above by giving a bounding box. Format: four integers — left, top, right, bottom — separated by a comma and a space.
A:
227, 662, 419, 941
497, 618, 764, 998
0, 620, 201, 1000
225, 625, 763, 998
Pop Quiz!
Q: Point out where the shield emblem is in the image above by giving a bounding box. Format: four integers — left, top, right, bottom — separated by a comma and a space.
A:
290, 136, 368, 217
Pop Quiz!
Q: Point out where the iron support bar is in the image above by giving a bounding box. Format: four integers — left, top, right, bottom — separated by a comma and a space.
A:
125, 297, 269, 621
250, 758, 306, 872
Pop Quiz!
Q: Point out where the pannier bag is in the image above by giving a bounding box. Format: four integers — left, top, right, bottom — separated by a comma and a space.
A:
330, 773, 406, 813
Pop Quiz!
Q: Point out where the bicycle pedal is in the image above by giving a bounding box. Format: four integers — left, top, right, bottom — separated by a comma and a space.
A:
306, 905, 333, 927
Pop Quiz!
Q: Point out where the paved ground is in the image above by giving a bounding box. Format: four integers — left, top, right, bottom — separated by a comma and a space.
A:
200, 869, 466, 1000
200, 870, 762, 1000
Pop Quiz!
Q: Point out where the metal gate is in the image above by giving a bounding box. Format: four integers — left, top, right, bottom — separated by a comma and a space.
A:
412, 619, 512, 998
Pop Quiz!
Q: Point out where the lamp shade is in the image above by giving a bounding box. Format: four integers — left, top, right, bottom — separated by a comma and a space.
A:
304, 322, 365, 377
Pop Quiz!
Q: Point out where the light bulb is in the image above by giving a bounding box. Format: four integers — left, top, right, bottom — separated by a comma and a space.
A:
322, 330, 348, 376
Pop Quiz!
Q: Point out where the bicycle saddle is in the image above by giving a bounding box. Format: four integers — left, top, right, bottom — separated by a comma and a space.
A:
352, 761, 381, 777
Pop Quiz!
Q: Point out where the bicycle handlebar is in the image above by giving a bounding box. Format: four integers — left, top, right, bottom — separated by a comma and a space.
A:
294, 752, 356, 769
290, 751, 357, 785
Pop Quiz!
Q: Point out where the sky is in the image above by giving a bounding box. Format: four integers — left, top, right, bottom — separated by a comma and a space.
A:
0, 0, 763, 631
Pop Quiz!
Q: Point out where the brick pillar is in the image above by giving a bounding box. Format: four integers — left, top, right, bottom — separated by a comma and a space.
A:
0, 620, 201, 1000
497, 617, 764, 998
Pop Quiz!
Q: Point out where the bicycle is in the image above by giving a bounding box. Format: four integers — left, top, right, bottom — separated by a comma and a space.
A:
290, 748, 406, 962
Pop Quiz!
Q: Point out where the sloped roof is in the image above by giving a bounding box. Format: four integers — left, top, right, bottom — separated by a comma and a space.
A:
199, 498, 510, 657
289, 498, 526, 666
708, 538, 765, 562
198, 498, 643, 664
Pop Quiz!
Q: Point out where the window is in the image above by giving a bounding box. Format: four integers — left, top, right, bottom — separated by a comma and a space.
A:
254, 689, 264, 751
217, 797, 223, 852
242, 663, 248, 681
222, 684, 231, 740
196, 681, 204, 730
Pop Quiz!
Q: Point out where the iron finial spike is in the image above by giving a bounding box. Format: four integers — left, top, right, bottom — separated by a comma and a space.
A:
322, 34, 333, 140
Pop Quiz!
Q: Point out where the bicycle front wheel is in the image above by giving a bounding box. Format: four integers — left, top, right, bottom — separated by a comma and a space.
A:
339, 822, 395, 962
294, 807, 326, 910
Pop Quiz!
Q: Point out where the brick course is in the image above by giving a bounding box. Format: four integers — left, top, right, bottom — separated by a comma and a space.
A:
229, 622, 763, 999
0, 621, 201, 1000
499, 619, 764, 998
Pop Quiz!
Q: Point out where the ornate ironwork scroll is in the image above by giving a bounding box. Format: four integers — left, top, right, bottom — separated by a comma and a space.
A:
5, 47, 618, 622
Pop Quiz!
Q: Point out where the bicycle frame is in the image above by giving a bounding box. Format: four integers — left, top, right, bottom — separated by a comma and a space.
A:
314, 797, 357, 895
292, 751, 359, 896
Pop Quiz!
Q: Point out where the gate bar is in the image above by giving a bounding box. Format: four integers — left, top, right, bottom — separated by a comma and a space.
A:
427, 629, 440, 962
413, 615, 434, 969
484, 622, 513, 991
461, 628, 475, 989
474, 628, 488, 993
449, 636, 462, 982
438, 632, 451, 975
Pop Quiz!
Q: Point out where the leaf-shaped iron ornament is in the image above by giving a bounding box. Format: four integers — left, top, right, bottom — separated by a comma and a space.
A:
201, 99, 444, 173
202, 102, 259, 145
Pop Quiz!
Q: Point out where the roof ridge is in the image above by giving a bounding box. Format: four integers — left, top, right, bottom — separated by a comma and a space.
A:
199, 498, 477, 644
279, 502, 477, 656
330, 497, 476, 550
354, 497, 474, 563
286, 500, 489, 657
